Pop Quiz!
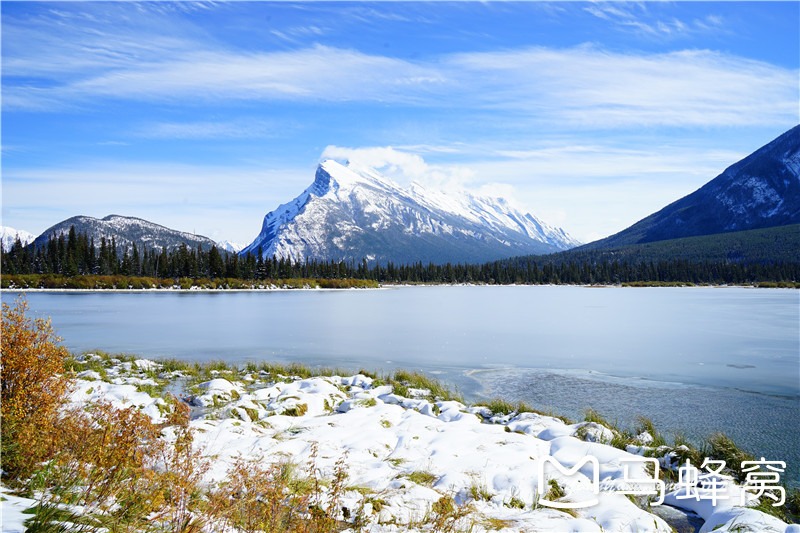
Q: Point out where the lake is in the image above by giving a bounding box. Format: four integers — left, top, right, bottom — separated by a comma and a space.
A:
3, 286, 799, 485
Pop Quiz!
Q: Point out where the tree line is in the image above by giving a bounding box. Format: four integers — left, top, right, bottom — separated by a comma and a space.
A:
2, 226, 798, 286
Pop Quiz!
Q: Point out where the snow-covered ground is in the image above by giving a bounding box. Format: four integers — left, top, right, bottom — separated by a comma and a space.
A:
2, 357, 794, 533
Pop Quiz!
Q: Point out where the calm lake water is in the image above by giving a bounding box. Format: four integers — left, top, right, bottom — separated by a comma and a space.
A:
4, 286, 799, 485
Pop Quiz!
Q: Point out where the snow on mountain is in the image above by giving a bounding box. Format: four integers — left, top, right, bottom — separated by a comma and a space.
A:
32, 215, 218, 253
1, 226, 36, 250
242, 159, 579, 264
216, 240, 246, 253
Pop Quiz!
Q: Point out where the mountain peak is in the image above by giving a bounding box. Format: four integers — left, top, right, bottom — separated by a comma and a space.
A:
242, 161, 579, 263
317, 159, 400, 192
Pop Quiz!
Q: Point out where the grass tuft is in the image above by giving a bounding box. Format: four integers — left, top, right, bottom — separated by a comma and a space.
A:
389, 370, 463, 403
405, 470, 438, 487
705, 432, 755, 482
634, 416, 667, 447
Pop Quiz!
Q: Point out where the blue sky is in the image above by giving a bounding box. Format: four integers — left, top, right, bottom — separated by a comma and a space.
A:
2, 1, 798, 245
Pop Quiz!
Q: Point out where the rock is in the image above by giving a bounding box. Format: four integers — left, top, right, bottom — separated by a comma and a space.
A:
650, 504, 703, 533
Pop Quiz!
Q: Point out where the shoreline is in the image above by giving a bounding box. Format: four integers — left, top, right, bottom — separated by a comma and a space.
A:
0, 286, 388, 293
2, 282, 797, 293
4, 352, 795, 532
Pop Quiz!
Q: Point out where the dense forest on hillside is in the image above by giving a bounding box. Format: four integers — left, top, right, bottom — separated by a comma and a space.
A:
1, 226, 798, 287
520, 225, 800, 266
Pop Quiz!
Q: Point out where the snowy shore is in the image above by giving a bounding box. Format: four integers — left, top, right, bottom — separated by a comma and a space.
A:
2, 356, 795, 533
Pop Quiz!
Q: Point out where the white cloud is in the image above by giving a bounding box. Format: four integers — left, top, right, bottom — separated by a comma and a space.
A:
322, 146, 427, 180
270, 24, 326, 43
321, 145, 475, 190
3, 4, 796, 250
475, 182, 519, 203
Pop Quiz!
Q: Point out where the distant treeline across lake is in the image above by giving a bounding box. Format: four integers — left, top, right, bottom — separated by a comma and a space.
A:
2, 226, 799, 287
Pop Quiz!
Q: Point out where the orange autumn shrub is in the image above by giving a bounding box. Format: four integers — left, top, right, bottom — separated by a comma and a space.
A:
1, 298, 71, 479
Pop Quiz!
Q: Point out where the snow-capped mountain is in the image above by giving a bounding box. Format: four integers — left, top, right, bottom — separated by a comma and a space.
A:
217, 240, 246, 253
583, 124, 800, 250
1, 226, 36, 251
242, 160, 579, 264
32, 215, 219, 253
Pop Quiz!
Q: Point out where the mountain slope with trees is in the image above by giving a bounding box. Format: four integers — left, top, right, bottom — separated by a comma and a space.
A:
509, 224, 800, 268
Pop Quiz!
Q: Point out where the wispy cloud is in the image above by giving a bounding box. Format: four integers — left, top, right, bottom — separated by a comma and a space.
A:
450, 45, 797, 127
3, 3, 796, 246
139, 119, 281, 140
484, 144, 744, 185
4, 44, 446, 109
584, 2, 726, 38
96, 141, 131, 146
270, 24, 326, 43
